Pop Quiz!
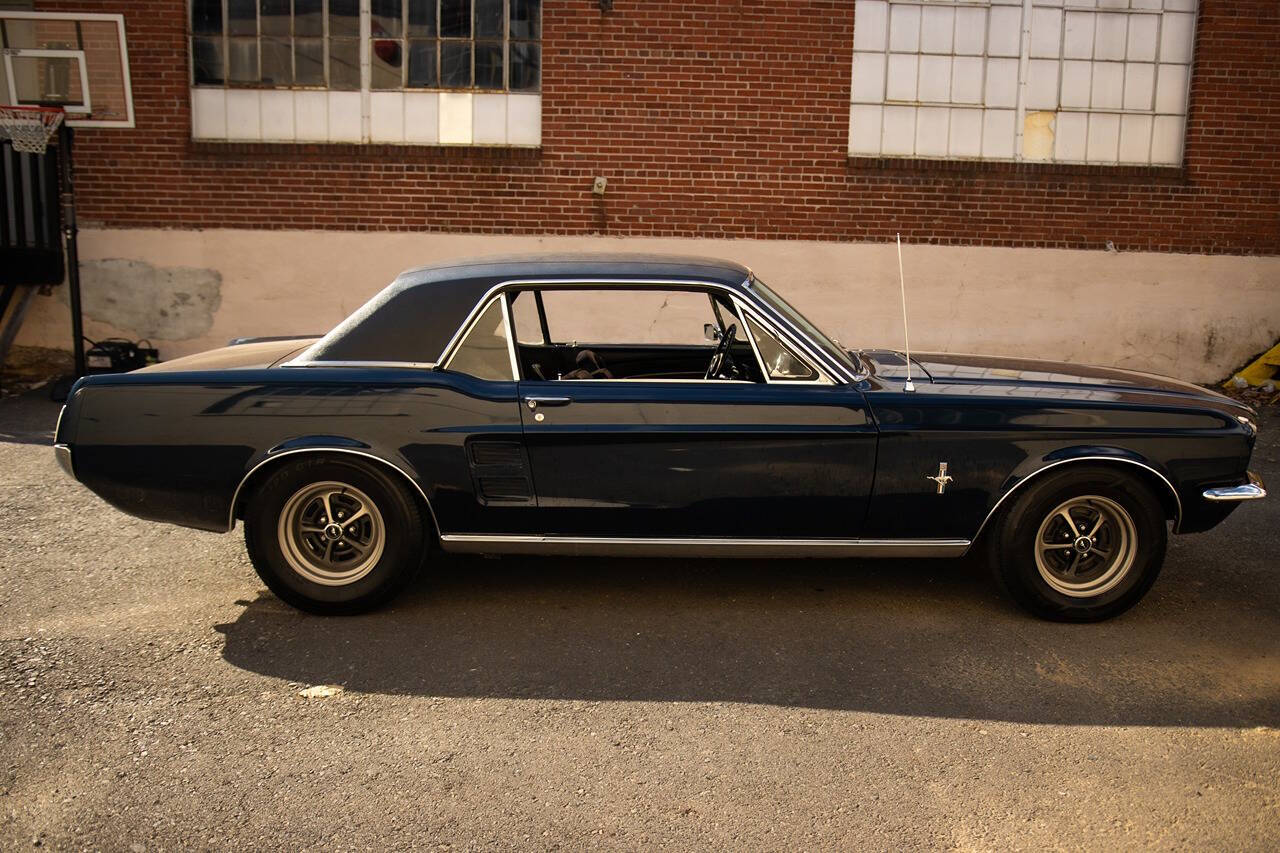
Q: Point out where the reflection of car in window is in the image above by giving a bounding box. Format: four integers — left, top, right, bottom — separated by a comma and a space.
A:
52, 254, 1266, 623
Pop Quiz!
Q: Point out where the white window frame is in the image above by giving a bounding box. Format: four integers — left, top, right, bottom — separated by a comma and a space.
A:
848, 0, 1198, 166
188, 0, 541, 145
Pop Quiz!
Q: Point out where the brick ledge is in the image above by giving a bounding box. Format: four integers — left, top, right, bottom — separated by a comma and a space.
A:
190, 140, 543, 161
846, 156, 1188, 183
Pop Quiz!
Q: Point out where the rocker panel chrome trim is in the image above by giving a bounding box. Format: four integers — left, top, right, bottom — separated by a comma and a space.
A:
226, 447, 439, 534
439, 534, 970, 558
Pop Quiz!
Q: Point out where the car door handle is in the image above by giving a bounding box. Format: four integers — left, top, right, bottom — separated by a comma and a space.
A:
525, 396, 571, 409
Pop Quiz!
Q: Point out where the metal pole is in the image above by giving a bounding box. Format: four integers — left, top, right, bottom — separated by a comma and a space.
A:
58, 122, 85, 379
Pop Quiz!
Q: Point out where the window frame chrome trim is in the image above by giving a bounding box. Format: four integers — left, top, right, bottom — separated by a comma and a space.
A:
499, 292, 523, 381
432, 277, 858, 385
740, 274, 865, 382
734, 299, 833, 386
438, 294, 519, 381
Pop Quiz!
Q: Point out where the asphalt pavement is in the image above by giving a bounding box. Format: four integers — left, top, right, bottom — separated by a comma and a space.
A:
1, 392, 1277, 850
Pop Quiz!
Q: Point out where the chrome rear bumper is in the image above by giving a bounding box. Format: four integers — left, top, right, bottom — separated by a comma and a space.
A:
53, 443, 74, 480
1202, 471, 1266, 502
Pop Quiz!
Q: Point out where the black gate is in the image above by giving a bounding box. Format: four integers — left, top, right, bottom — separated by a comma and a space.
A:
1, 141, 64, 286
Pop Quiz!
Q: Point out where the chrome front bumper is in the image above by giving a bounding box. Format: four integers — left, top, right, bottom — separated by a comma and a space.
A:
1202, 471, 1266, 502
53, 443, 74, 480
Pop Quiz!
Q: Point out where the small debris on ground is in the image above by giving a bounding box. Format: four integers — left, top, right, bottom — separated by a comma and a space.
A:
0, 346, 71, 399
297, 684, 343, 699
1219, 380, 1279, 408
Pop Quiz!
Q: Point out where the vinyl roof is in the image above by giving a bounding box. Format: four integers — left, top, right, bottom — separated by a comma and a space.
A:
393, 253, 752, 287
299, 254, 754, 364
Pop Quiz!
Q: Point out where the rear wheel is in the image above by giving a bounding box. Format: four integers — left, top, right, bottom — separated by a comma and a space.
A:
985, 466, 1168, 621
244, 456, 427, 614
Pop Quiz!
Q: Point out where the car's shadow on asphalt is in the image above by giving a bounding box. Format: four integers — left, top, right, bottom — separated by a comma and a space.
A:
215, 552, 1280, 727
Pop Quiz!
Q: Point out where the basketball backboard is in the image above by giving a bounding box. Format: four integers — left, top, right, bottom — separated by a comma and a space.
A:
0, 11, 134, 128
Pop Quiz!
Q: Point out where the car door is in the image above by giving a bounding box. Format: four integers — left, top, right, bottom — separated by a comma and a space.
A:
512, 287, 878, 539
413, 294, 542, 536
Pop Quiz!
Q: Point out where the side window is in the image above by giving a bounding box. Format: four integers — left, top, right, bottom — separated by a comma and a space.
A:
509, 290, 547, 345
445, 298, 514, 380
536, 289, 717, 345
742, 313, 821, 382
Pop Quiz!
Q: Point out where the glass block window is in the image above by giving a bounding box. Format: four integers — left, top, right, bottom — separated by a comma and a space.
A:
191, 0, 540, 92
848, 0, 1197, 165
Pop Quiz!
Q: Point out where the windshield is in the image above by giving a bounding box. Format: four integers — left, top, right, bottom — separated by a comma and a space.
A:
745, 275, 859, 376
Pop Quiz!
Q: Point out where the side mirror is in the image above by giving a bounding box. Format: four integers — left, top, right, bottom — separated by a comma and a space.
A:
704, 323, 722, 342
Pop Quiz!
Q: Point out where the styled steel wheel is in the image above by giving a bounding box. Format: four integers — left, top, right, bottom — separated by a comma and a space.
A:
1033, 495, 1138, 598
986, 466, 1167, 622
244, 456, 428, 615
277, 481, 386, 586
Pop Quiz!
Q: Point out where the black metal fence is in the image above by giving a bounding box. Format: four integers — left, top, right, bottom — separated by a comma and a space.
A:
1, 141, 64, 287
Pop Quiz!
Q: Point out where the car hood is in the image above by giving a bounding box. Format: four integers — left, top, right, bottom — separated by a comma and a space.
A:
134, 338, 319, 373
859, 349, 1250, 412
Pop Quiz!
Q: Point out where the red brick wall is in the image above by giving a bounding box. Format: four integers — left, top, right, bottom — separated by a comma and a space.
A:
35, 0, 1280, 254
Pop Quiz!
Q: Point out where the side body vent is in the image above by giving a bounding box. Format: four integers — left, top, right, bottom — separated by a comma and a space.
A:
470, 441, 525, 467
467, 439, 535, 504
477, 476, 532, 501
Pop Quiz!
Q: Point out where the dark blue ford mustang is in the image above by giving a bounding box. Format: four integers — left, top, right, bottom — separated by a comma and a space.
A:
52, 255, 1266, 621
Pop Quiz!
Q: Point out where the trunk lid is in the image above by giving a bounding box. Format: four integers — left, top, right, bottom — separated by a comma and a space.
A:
133, 338, 318, 373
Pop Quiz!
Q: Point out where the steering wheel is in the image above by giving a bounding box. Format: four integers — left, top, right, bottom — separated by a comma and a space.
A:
704, 323, 738, 380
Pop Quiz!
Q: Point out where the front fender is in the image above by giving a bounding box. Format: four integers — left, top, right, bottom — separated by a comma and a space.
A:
971, 448, 1183, 544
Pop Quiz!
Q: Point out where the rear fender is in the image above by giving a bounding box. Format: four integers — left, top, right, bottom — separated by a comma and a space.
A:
227, 439, 438, 534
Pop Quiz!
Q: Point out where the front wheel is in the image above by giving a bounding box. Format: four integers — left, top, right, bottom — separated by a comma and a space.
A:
985, 466, 1168, 621
243, 456, 427, 615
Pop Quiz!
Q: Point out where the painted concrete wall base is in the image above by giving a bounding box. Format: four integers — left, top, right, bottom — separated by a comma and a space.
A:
15, 229, 1279, 385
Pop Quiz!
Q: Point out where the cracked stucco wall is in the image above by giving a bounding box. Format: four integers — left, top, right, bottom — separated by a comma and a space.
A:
56, 259, 222, 342
15, 229, 1280, 384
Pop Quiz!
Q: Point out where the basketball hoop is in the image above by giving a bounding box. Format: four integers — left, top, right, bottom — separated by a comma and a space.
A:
0, 105, 66, 154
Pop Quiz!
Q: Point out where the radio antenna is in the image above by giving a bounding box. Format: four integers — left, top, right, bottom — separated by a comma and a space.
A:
896, 233, 915, 392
